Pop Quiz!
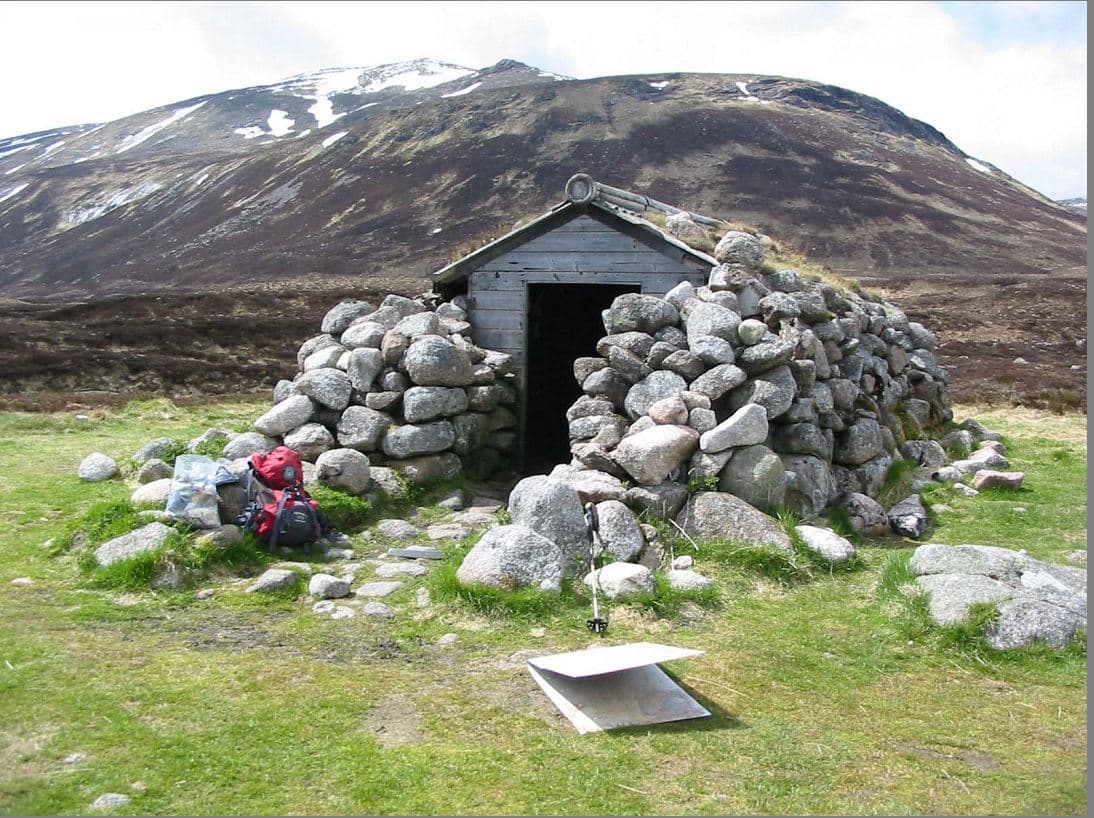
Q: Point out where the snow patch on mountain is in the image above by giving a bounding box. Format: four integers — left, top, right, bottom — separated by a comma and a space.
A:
321, 131, 348, 148
117, 101, 206, 154
0, 182, 28, 205
267, 109, 294, 137
66, 182, 164, 225
234, 126, 265, 140
648, 81, 670, 90
307, 97, 343, 129
359, 59, 474, 93
965, 157, 992, 174
41, 139, 67, 158
0, 144, 33, 160
441, 81, 482, 98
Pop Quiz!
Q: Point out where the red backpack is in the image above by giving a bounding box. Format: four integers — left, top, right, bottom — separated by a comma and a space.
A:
246, 485, 322, 549
250, 446, 304, 489
240, 446, 324, 549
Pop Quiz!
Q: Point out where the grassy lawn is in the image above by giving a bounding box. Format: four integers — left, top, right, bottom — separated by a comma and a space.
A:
0, 398, 1086, 815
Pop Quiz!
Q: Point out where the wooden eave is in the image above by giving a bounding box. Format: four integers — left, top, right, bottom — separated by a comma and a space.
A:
431, 200, 717, 287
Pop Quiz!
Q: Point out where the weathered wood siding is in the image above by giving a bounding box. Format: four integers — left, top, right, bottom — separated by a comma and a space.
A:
467, 215, 709, 376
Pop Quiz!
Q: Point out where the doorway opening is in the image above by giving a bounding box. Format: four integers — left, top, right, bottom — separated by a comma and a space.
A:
523, 282, 641, 473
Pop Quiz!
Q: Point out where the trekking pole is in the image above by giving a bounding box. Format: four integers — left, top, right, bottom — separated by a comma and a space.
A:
584, 503, 608, 635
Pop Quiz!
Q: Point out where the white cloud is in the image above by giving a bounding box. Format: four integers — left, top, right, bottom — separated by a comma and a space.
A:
0, 0, 1084, 198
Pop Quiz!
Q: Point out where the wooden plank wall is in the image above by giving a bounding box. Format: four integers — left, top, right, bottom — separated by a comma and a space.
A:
468, 215, 709, 378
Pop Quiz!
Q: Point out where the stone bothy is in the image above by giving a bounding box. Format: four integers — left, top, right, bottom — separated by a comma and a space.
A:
252, 173, 953, 520
433, 173, 717, 469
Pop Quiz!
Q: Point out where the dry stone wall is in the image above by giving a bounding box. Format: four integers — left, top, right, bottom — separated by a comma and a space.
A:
565, 230, 952, 517
248, 293, 518, 489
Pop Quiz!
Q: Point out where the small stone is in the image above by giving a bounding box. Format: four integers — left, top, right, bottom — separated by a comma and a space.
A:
324, 547, 356, 561
737, 318, 768, 346
671, 555, 694, 570
195, 588, 216, 600
840, 493, 889, 537
971, 470, 1025, 491
77, 453, 118, 482
388, 546, 444, 559
10, 577, 34, 587
666, 569, 714, 591
438, 632, 459, 644
362, 601, 396, 619
91, 793, 130, 811
424, 523, 472, 542
529, 627, 547, 638
889, 495, 928, 538
130, 478, 172, 507
952, 483, 979, 497
309, 573, 351, 599
63, 752, 88, 764
415, 587, 431, 608
330, 606, 356, 620
584, 562, 656, 599
795, 525, 856, 564
437, 489, 466, 511
355, 581, 404, 597
312, 600, 337, 615
376, 519, 419, 541
375, 562, 429, 578
246, 568, 300, 593
133, 437, 176, 464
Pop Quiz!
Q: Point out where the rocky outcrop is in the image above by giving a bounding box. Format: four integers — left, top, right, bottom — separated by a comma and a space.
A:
910, 543, 1086, 650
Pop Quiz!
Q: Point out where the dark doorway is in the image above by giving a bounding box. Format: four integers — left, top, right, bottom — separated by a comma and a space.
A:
523, 282, 641, 472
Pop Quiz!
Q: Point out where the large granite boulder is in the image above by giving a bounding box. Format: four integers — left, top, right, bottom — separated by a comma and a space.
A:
254, 395, 314, 436
594, 500, 645, 562
508, 476, 588, 567
456, 525, 566, 593
718, 444, 786, 512
612, 425, 699, 486
910, 543, 1086, 649
605, 293, 680, 335
403, 336, 473, 386
94, 522, 173, 567
676, 492, 792, 553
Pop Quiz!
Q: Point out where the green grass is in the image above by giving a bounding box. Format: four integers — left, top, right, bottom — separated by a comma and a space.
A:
308, 485, 373, 532
0, 398, 1086, 815
876, 457, 920, 508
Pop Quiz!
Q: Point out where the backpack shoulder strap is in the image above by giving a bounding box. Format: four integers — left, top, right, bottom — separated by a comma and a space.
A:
268, 490, 292, 551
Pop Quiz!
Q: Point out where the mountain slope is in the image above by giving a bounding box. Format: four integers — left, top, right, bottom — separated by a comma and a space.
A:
0, 59, 1085, 408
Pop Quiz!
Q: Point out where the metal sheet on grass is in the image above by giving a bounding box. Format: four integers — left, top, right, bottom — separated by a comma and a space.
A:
527, 662, 710, 734
527, 641, 703, 678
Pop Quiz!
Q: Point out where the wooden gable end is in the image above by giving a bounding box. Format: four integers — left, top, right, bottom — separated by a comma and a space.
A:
466, 210, 710, 376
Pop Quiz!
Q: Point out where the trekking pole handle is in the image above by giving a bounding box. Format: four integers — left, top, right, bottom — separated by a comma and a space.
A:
584, 503, 599, 538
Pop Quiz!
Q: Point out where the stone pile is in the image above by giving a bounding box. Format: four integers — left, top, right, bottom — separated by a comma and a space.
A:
562, 230, 953, 519
245, 293, 519, 494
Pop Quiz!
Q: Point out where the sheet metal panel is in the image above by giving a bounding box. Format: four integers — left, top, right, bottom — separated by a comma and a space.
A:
527, 662, 710, 734
527, 641, 704, 678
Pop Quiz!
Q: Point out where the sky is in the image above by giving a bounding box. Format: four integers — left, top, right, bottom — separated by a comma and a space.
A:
0, 0, 1085, 199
